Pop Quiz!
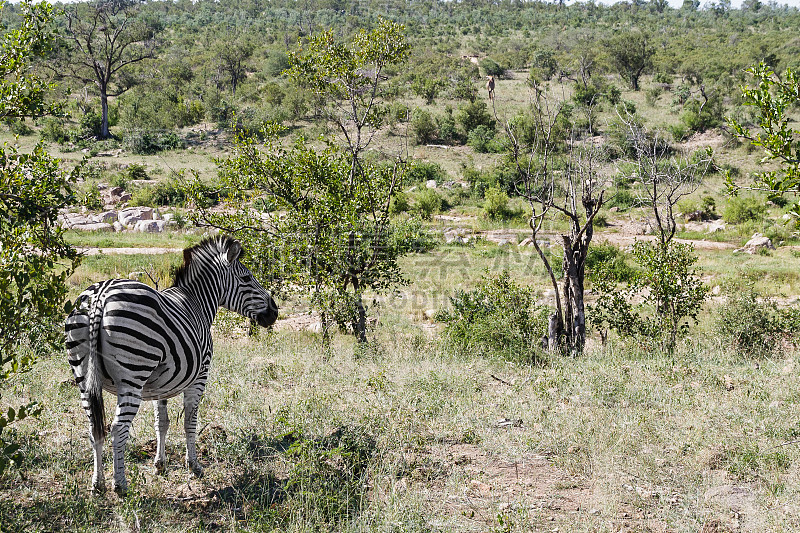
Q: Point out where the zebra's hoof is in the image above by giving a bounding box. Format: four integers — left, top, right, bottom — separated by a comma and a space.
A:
113, 481, 128, 496
154, 459, 166, 474
91, 479, 106, 494
188, 460, 204, 479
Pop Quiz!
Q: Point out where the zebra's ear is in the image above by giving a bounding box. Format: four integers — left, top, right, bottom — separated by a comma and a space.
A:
226, 240, 243, 264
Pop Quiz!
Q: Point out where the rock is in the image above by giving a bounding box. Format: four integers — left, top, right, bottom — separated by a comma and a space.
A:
703, 485, 756, 511
485, 231, 517, 246
424, 309, 437, 320
711, 285, 721, 295
706, 222, 726, 233
93, 210, 117, 224
58, 212, 91, 228
119, 206, 154, 227
134, 220, 166, 233
519, 237, 534, 247
113, 221, 125, 232
735, 233, 775, 254
686, 210, 709, 222
608, 206, 619, 213
425, 180, 436, 189
109, 186, 125, 197
72, 222, 114, 232
162, 213, 174, 223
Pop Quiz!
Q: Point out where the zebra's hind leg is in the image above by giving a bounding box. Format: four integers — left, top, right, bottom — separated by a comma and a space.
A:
78, 386, 106, 492
183, 383, 207, 479
110, 389, 143, 495
153, 399, 169, 474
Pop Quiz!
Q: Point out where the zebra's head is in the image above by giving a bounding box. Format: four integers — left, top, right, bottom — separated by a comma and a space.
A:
219, 238, 279, 327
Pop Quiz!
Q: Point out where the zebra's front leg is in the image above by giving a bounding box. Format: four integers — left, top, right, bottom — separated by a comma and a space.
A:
183, 383, 206, 478
153, 399, 169, 474
110, 390, 143, 495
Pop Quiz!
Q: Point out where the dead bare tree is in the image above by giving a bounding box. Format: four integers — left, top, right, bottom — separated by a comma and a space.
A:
503, 89, 606, 357
617, 112, 711, 248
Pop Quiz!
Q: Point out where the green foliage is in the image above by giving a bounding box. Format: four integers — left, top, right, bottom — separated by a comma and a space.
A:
728, 64, 800, 209
406, 161, 446, 186
411, 75, 446, 104
480, 58, 505, 77
467, 124, 504, 153
606, 30, 654, 91
0, 1, 60, 121
592, 241, 707, 353
0, 144, 79, 475
437, 271, 548, 363
410, 108, 437, 145
456, 100, 495, 136
283, 427, 376, 526
39, 117, 68, 143
129, 177, 193, 207
412, 188, 442, 219
122, 129, 184, 155
0, 0, 78, 477
585, 244, 635, 283
681, 94, 724, 133
187, 126, 408, 342
722, 196, 767, 223
714, 284, 800, 358
482, 186, 521, 221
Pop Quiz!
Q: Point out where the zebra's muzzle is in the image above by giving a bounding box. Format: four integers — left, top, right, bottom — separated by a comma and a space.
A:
255, 307, 278, 327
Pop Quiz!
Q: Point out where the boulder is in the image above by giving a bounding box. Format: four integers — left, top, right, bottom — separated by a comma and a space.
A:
93, 210, 117, 224
72, 222, 114, 232
134, 220, 166, 233
58, 212, 91, 228
425, 179, 436, 189
485, 231, 518, 246
735, 233, 774, 254
119, 206, 154, 227
113, 221, 125, 232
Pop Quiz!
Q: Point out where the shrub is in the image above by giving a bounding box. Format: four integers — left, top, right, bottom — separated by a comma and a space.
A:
413, 188, 442, 219
586, 244, 635, 283
389, 190, 409, 215
480, 58, 505, 77
467, 124, 497, 153
437, 271, 548, 363
40, 117, 68, 143
482, 187, 521, 221
124, 163, 149, 181
456, 100, 495, 136
592, 241, 707, 353
411, 109, 437, 145
406, 161, 446, 186
122, 129, 184, 155
713, 284, 800, 358
607, 189, 637, 210
723, 197, 767, 224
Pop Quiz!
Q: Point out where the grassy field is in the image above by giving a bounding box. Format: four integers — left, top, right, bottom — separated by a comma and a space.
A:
3, 73, 800, 531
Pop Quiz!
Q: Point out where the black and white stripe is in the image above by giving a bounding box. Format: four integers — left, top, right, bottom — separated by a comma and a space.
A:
66, 236, 278, 494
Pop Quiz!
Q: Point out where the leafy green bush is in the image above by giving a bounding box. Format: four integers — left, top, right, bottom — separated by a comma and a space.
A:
411, 108, 437, 145
413, 188, 442, 219
456, 99, 495, 136
586, 244, 635, 283
406, 161, 446, 186
437, 271, 548, 363
124, 163, 149, 181
723, 197, 767, 224
467, 124, 497, 153
480, 57, 505, 77
389, 190, 409, 215
482, 187, 521, 221
607, 189, 637, 210
39, 117, 68, 143
592, 241, 707, 353
714, 284, 800, 358
122, 129, 184, 154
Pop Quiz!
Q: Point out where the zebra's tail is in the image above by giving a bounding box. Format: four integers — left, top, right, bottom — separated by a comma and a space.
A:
85, 291, 107, 442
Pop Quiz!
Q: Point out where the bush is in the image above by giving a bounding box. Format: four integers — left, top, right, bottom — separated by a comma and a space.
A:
714, 284, 800, 358
480, 58, 505, 77
40, 117, 68, 143
413, 188, 442, 219
411, 108, 437, 145
406, 161, 447, 186
456, 100, 495, 136
467, 124, 497, 153
592, 241, 706, 353
723, 197, 767, 224
122, 129, 184, 155
586, 244, 635, 283
482, 187, 521, 221
437, 271, 548, 363
389, 190, 409, 215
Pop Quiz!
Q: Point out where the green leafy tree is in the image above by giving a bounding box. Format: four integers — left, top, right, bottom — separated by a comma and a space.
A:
606, 30, 654, 91
287, 18, 410, 177
187, 128, 409, 345
53, 0, 159, 138
592, 241, 707, 353
728, 64, 800, 215
0, 0, 79, 475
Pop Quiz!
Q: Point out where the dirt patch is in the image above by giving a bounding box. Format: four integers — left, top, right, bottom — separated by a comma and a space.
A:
680, 130, 727, 152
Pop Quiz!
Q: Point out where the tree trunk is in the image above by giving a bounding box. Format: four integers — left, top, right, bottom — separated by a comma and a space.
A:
100, 90, 110, 139
547, 312, 561, 352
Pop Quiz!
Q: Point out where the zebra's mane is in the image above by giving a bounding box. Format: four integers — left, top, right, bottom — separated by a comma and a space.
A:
172, 235, 237, 287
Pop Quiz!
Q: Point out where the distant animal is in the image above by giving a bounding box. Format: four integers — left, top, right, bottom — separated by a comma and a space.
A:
65, 236, 278, 494
486, 75, 495, 100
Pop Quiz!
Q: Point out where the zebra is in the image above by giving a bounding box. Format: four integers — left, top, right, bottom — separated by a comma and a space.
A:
65, 236, 278, 494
